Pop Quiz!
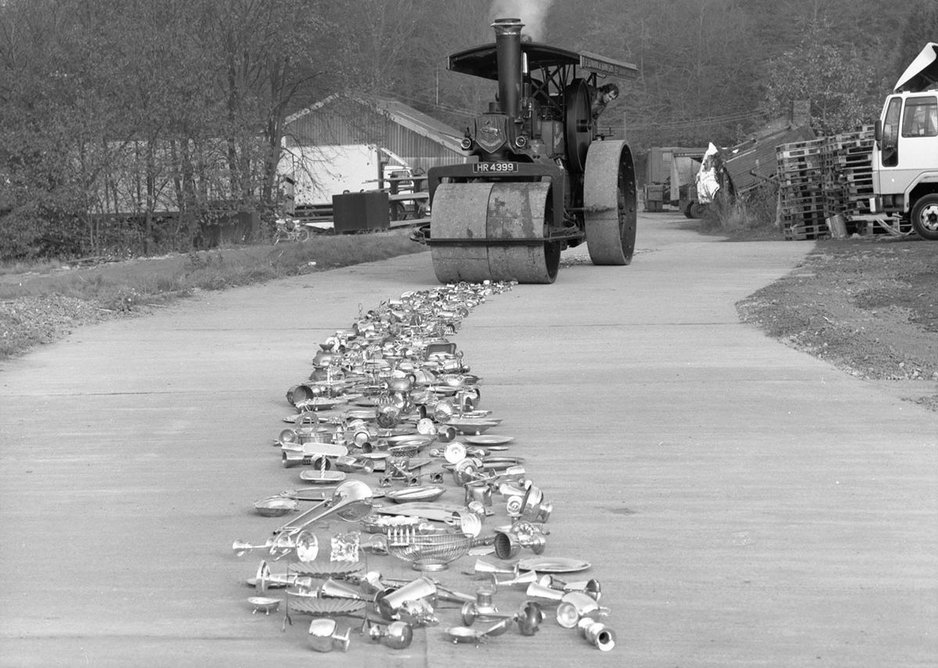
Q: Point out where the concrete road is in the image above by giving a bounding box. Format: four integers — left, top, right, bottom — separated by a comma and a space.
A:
1, 212, 936, 667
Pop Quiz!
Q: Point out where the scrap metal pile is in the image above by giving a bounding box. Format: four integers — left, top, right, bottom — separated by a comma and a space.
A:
232, 281, 616, 653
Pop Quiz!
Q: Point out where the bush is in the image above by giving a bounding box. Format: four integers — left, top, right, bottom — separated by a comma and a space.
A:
0, 209, 41, 260
701, 185, 782, 239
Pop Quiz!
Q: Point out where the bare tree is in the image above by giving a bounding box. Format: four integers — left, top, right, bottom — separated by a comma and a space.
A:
0, 0, 925, 259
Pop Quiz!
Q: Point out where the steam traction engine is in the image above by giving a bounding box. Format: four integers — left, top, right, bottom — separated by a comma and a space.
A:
417, 18, 640, 284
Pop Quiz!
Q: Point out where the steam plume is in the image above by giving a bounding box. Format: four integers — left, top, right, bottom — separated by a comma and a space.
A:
489, 0, 556, 42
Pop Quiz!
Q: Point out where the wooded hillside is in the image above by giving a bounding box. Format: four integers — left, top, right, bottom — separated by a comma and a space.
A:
1, 0, 935, 259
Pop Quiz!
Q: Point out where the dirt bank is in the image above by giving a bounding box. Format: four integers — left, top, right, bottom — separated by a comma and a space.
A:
737, 235, 938, 411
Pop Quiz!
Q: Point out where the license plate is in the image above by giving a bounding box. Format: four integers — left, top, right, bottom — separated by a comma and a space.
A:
473, 162, 517, 174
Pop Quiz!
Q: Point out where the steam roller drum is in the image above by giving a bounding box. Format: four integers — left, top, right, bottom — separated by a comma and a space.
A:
583, 139, 637, 265
430, 181, 560, 284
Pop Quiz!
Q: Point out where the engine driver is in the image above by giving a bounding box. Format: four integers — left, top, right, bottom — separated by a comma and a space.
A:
591, 83, 619, 120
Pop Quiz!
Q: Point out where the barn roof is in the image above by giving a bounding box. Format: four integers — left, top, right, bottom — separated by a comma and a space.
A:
286, 95, 464, 154
371, 97, 464, 153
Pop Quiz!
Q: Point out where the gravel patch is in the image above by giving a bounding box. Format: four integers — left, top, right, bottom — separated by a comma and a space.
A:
0, 295, 116, 357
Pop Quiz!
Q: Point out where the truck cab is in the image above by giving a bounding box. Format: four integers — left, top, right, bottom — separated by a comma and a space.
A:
871, 42, 938, 240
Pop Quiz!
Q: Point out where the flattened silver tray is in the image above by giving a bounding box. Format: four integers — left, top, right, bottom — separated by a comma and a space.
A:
385, 485, 446, 503
384, 434, 434, 447
447, 420, 499, 435
517, 557, 591, 574
283, 413, 320, 425
464, 434, 514, 446
372, 502, 465, 522
344, 408, 376, 420
445, 626, 483, 643
247, 596, 281, 614
287, 596, 366, 617
253, 496, 299, 517
297, 397, 344, 411
299, 470, 347, 483
480, 456, 524, 471
290, 560, 363, 578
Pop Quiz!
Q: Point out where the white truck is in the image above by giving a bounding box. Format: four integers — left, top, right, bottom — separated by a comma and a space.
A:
870, 42, 938, 240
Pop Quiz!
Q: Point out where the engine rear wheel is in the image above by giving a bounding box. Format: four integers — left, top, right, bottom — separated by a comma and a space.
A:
911, 194, 938, 240
583, 139, 637, 265
563, 79, 593, 173
430, 182, 559, 283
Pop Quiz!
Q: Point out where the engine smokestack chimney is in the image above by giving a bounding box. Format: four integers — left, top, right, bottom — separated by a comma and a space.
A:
492, 18, 524, 120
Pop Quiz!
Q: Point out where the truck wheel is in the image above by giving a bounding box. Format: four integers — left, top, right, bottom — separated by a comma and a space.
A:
910, 194, 938, 240
390, 201, 407, 221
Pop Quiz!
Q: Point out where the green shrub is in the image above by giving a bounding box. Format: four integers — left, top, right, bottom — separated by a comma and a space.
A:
702, 185, 782, 239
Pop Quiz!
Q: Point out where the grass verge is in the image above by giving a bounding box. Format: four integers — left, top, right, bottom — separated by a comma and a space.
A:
0, 230, 427, 359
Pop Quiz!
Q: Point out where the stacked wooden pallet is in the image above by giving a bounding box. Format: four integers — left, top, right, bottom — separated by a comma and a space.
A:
776, 127, 875, 240
823, 127, 874, 218
776, 138, 827, 239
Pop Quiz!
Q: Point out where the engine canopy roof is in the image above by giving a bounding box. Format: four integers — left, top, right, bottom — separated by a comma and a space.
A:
447, 41, 638, 82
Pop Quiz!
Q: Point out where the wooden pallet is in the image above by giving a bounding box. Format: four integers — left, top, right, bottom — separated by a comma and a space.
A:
780, 193, 826, 206
784, 221, 830, 240
777, 137, 825, 158
779, 171, 824, 183
778, 160, 823, 174
824, 126, 874, 150
775, 127, 880, 238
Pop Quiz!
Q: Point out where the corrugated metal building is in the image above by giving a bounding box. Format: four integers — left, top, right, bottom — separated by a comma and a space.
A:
283, 95, 467, 173
722, 125, 816, 195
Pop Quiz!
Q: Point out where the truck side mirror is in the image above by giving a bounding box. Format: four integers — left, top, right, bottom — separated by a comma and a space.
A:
874, 119, 882, 144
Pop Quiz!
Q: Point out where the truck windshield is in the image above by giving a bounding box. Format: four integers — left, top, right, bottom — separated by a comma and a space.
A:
881, 97, 902, 166
901, 96, 938, 137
